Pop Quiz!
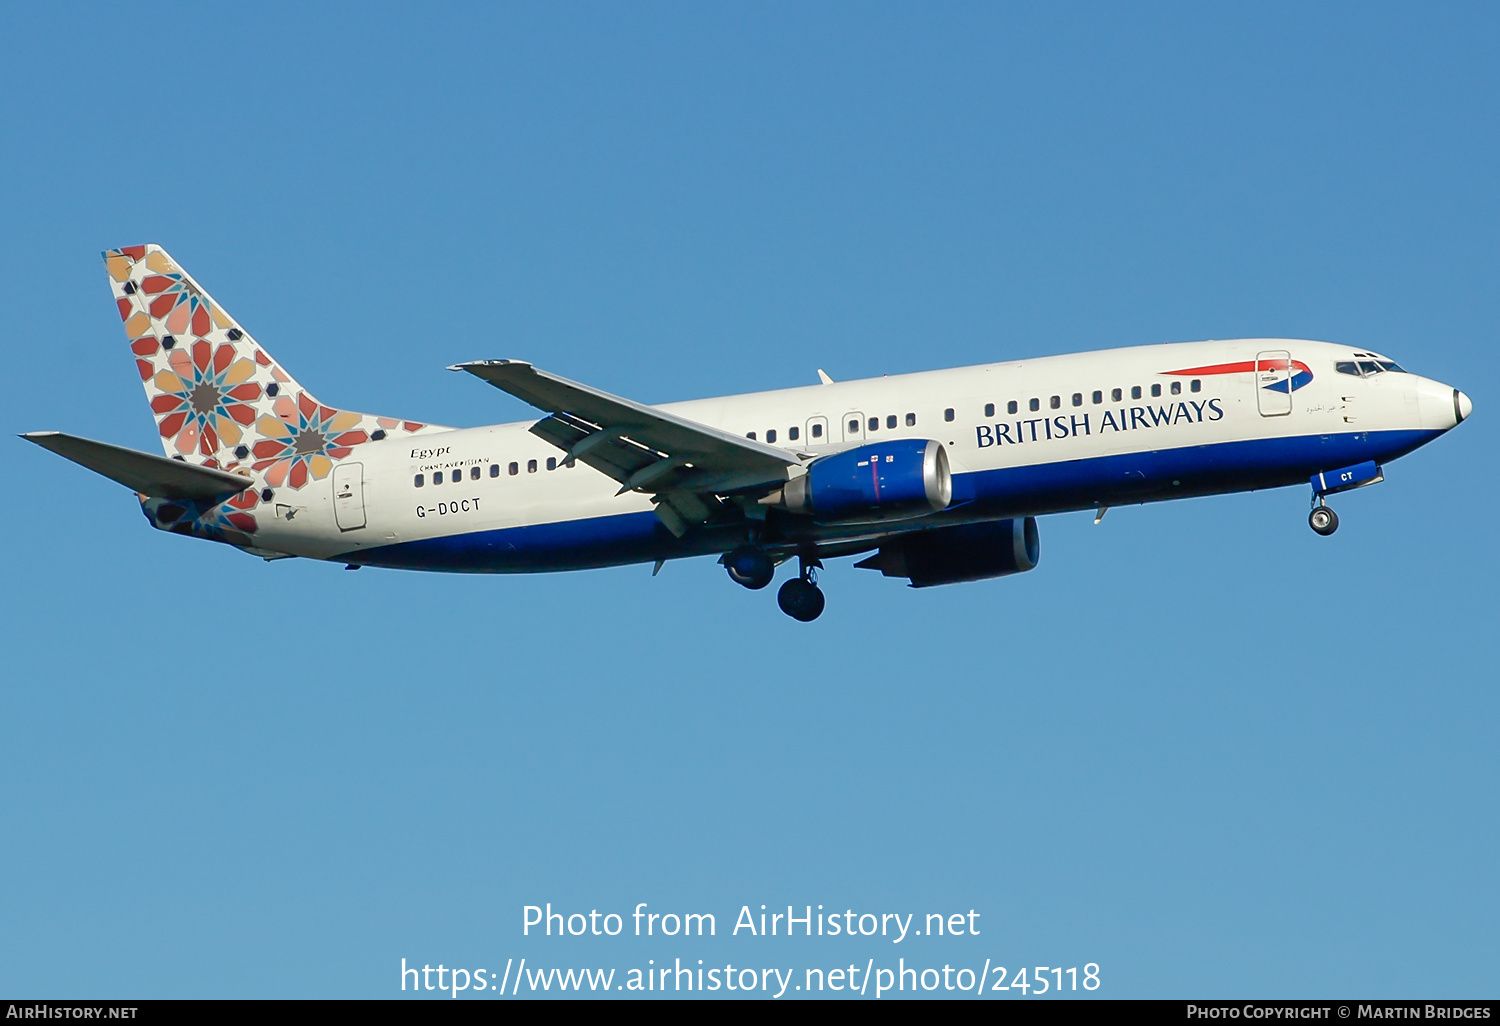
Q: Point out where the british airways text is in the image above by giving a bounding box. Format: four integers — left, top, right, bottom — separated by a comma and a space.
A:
975, 398, 1224, 448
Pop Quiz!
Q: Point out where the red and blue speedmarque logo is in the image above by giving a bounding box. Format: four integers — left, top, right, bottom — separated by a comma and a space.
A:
1165, 359, 1314, 393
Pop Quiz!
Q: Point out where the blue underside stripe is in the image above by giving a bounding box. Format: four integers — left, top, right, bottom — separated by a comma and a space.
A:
348, 428, 1442, 573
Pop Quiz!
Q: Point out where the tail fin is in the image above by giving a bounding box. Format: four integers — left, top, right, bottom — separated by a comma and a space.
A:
105, 244, 446, 489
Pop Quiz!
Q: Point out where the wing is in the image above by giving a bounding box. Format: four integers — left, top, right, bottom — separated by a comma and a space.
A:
451, 360, 802, 535
23, 431, 254, 504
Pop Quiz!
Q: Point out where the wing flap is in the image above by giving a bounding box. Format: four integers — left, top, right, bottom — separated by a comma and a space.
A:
528, 411, 664, 485
453, 360, 805, 533
23, 431, 253, 504
452, 360, 800, 479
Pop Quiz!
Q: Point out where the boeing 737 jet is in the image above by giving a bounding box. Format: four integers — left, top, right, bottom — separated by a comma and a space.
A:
25, 245, 1472, 620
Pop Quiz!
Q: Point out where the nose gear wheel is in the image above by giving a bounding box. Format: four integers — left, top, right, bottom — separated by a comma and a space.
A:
1309, 505, 1339, 536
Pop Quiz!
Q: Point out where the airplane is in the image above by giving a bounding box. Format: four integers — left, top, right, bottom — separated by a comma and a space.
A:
24, 244, 1472, 622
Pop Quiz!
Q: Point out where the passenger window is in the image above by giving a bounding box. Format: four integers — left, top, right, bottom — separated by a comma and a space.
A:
747, 431, 756, 440
1092, 390, 1103, 404
471, 466, 481, 480
1112, 388, 1122, 402
868, 417, 879, 432
414, 474, 424, 488
886, 415, 897, 429
1007, 400, 1018, 415
433, 471, 444, 485
509, 462, 519, 476
812, 422, 824, 437
848, 419, 859, 433
546, 457, 557, 471
565, 457, 575, 468
527, 459, 537, 473
944, 408, 954, 422
767, 429, 777, 443
789, 426, 799, 440
1190, 379, 1201, 393
490, 464, 500, 477
1072, 393, 1082, 407
1170, 381, 1181, 395
984, 403, 995, 417
1151, 384, 1161, 397
1049, 395, 1060, 409
1029, 398, 1040, 412
1131, 386, 1142, 400
905, 413, 916, 427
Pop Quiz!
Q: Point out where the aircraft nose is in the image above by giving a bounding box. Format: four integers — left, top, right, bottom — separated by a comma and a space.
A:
1455, 389, 1472, 424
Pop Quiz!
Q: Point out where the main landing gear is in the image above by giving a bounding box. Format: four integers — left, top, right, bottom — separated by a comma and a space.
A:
777, 558, 825, 622
1309, 499, 1339, 536
723, 545, 775, 590
722, 547, 826, 621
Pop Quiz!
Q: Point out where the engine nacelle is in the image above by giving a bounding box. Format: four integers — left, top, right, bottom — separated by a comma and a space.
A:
778, 439, 951, 523
854, 518, 1040, 587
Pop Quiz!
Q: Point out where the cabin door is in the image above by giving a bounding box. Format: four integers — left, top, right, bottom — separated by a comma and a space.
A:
333, 462, 367, 531
1255, 350, 1294, 417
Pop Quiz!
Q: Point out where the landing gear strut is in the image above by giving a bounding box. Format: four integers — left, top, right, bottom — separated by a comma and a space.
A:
777, 556, 825, 622
1309, 500, 1339, 536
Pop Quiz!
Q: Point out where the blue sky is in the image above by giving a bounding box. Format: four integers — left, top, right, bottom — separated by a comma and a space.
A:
1, 2, 1495, 998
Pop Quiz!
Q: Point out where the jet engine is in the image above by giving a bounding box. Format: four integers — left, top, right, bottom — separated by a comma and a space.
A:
776, 438, 951, 523
854, 518, 1039, 587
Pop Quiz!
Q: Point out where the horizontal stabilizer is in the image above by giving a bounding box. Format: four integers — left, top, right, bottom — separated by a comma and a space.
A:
22, 431, 254, 504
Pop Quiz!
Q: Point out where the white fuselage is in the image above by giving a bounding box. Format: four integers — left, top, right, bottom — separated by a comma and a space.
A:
232, 338, 1463, 572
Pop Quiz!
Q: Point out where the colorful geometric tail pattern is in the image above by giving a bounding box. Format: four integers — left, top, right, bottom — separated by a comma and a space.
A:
105, 244, 446, 546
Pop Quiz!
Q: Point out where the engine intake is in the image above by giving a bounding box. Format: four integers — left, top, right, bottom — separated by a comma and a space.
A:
855, 518, 1039, 587
778, 439, 951, 523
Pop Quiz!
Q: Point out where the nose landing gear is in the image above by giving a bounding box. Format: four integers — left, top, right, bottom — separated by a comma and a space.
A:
777, 556, 825, 622
1309, 501, 1339, 536
1307, 461, 1383, 536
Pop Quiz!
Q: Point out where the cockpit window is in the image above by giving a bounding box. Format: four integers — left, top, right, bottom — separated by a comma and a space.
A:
1337, 358, 1407, 377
